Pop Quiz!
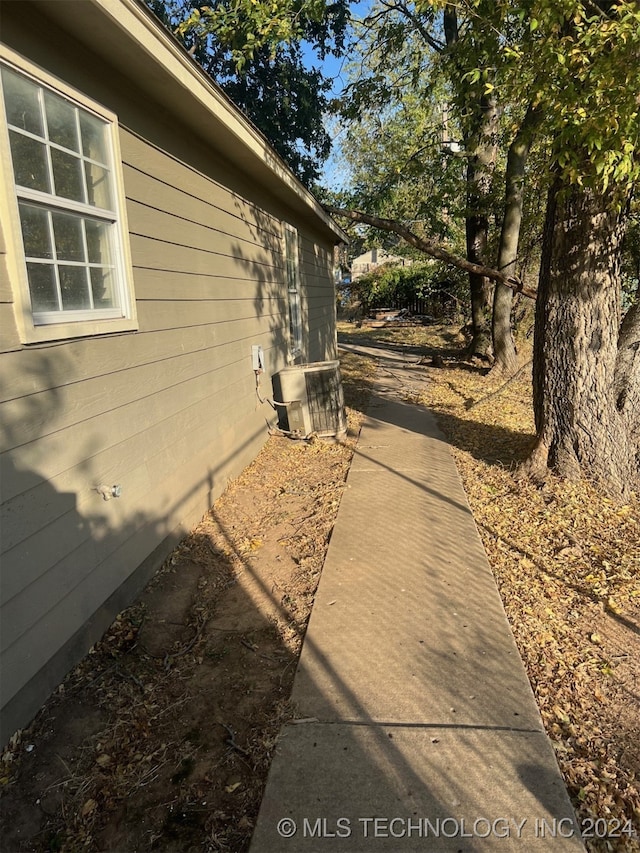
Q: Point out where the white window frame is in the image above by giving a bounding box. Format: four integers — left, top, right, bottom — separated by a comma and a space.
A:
283, 222, 303, 360
0, 46, 137, 344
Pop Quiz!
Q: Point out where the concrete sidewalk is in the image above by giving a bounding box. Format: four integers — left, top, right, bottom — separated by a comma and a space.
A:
249, 346, 584, 851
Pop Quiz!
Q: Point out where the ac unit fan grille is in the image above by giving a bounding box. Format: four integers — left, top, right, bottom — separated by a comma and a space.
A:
305, 368, 342, 433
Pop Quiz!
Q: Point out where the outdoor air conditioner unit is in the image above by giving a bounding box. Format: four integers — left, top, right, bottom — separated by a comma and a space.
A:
273, 360, 347, 440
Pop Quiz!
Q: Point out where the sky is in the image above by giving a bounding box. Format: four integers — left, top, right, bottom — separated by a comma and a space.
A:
303, 50, 353, 189
300, 0, 372, 190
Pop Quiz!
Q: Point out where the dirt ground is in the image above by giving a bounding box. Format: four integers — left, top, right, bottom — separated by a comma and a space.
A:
1, 323, 638, 852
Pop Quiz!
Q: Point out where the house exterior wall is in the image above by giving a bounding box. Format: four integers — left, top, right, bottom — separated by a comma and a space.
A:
0, 1, 340, 743
351, 249, 411, 281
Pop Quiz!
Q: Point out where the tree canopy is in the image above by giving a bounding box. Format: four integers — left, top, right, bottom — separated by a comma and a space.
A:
145, 0, 350, 184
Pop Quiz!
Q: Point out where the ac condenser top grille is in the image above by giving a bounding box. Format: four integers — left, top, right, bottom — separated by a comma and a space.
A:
273, 361, 347, 439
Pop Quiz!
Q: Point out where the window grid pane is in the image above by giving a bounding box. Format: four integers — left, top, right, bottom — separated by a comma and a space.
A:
90, 268, 115, 309
9, 130, 51, 192
59, 265, 91, 310
50, 147, 86, 203
80, 111, 108, 163
84, 161, 112, 209
4, 73, 115, 215
2, 63, 125, 324
19, 203, 53, 259
1, 67, 43, 135
27, 262, 58, 312
44, 89, 79, 152
21, 206, 117, 315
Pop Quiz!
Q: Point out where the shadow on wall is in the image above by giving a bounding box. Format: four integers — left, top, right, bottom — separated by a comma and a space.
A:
0, 348, 168, 742
231, 196, 338, 376
0, 345, 265, 744
0, 183, 339, 745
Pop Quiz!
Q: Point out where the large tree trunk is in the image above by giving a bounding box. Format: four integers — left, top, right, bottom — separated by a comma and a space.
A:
524, 179, 639, 498
491, 107, 539, 377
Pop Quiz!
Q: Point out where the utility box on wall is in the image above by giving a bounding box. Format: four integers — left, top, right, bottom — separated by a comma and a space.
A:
273, 361, 347, 440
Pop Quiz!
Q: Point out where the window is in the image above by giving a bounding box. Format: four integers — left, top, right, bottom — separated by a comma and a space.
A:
0, 52, 136, 342
283, 223, 302, 358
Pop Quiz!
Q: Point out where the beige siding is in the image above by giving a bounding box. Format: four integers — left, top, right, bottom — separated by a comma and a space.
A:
0, 34, 339, 741
2, 411, 267, 703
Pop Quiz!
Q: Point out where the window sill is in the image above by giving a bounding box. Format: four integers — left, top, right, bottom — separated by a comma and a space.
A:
19, 314, 138, 345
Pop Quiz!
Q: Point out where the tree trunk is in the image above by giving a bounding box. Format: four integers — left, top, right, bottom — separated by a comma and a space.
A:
491, 107, 539, 377
615, 296, 640, 453
465, 95, 498, 360
491, 284, 518, 375
524, 179, 639, 498
443, 5, 495, 361
466, 211, 494, 360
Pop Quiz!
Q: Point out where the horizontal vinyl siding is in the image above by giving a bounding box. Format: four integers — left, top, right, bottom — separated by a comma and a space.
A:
2, 410, 267, 703
1, 343, 259, 529
0, 3, 341, 742
2, 408, 265, 691
0, 309, 285, 406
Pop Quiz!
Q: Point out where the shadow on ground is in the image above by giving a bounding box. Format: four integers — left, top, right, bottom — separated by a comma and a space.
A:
433, 408, 535, 469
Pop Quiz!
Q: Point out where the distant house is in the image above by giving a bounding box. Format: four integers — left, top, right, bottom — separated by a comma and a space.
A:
0, 0, 346, 743
350, 249, 411, 281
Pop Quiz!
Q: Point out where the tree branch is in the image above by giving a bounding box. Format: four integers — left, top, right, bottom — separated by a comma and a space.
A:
378, 0, 445, 52
323, 205, 537, 299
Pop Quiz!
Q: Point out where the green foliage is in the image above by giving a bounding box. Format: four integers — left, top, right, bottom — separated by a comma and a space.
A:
529, 1, 639, 192
328, 5, 477, 258
434, 0, 640, 193
336, 0, 639, 279
173, 0, 345, 68
146, 0, 350, 184
350, 261, 468, 314
343, 97, 465, 237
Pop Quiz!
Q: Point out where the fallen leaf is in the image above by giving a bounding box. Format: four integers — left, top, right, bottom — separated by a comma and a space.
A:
81, 799, 97, 817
